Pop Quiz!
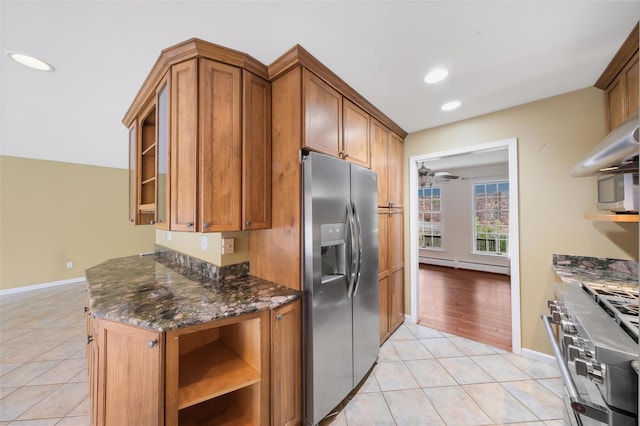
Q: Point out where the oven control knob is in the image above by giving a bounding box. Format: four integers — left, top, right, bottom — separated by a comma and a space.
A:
547, 299, 564, 309
561, 319, 576, 335
575, 358, 605, 384
563, 335, 578, 347
567, 344, 592, 361
551, 309, 568, 324
589, 363, 605, 384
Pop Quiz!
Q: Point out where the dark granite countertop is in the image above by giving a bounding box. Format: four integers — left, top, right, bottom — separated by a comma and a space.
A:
552, 254, 639, 289
85, 253, 300, 332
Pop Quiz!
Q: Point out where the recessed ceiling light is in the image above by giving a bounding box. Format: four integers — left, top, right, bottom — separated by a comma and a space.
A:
7, 51, 55, 72
424, 68, 448, 84
441, 101, 461, 111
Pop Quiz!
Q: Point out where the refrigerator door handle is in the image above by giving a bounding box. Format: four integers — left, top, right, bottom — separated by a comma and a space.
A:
351, 200, 363, 296
346, 201, 358, 298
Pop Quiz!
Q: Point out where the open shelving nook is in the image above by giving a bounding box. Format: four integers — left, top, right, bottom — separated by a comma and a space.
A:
138, 101, 157, 224
166, 311, 269, 426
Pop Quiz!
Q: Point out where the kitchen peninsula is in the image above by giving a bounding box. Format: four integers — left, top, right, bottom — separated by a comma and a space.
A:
85, 246, 301, 426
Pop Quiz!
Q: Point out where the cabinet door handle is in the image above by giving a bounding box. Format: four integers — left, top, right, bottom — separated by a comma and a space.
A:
87, 335, 93, 345
276, 314, 283, 321
148, 340, 158, 348
246, 220, 252, 226
186, 222, 193, 228
83, 306, 89, 313
203, 223, 210, 228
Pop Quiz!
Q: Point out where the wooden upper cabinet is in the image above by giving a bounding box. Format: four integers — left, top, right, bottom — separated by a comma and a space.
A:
342, 99, 370, 168
302, 68, 373, 167
199, 59, 242, 232
387, 132, 404, 208
124, 39, 273, 232
607, 75, 626, 131
242, 71, 272, 230
627, 54, 639, 118
170, 59, 199, 232
303, 68, 342, 157
271, 300, 302, 426
370, 119, 390, 207
596, 23, 639, 132
371, 120, 404, 209
606, 51, 639, 131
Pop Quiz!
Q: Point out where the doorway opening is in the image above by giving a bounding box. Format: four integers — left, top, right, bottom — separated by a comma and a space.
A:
408, 138, 521, 354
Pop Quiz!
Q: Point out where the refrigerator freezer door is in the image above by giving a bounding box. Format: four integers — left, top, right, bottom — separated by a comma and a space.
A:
303, 153, 353, 425
350, 164, 380, 386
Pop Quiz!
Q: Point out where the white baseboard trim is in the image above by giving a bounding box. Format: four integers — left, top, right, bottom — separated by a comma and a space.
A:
419, 257, 510, 275
520, 348, 556, 365
0, 277, 86, 296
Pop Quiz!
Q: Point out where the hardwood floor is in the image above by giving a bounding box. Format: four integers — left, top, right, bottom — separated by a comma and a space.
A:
418, 264, 512, 351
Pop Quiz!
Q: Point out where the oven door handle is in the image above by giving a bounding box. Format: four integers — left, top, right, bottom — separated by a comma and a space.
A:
540, 315, 610, 424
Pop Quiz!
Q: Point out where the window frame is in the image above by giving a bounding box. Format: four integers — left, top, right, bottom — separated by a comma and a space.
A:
418, 185, 444, 251
471, 179, 509, 256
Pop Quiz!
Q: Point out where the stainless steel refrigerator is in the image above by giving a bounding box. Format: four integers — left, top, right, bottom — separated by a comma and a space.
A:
302, 151, 380, 425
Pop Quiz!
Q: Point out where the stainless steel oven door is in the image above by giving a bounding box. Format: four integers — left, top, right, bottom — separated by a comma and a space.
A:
542, 315, 611, 424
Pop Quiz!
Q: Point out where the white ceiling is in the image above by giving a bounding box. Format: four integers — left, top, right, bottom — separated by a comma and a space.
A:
1, 1, 638, 169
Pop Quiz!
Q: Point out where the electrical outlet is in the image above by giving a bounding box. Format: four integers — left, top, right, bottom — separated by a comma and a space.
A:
221, 238, 234, 255
167, 232, 172, 241
66, 261, 74, 269
201, 236, 208, 250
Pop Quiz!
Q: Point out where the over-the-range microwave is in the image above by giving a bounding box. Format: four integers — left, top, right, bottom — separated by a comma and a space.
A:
597, 172, 639, 212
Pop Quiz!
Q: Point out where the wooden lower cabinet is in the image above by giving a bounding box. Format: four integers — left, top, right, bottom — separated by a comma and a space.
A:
389, 268, 405, 333
271, 300, 301, 426
379, 268, 405, 344
378, 275, 389, 343
88, 302, 301, 426
95, 319, 164, 426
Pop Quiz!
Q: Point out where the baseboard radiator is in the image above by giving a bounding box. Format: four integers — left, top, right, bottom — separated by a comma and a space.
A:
419, 257, 510, 276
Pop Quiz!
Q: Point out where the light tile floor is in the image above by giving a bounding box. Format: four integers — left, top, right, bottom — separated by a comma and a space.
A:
0, 282, 566, 425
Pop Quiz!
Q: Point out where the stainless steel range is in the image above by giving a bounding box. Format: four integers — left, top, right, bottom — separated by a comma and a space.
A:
542, 278, 638, 426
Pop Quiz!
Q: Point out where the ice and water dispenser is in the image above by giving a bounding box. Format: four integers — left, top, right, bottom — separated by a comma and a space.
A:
320, 223, 347, 285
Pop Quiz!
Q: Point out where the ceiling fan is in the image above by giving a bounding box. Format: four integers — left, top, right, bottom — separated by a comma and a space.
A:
417, 162, 459, 187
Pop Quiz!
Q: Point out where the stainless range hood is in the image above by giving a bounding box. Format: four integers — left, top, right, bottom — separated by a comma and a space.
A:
570, 112, 639, 177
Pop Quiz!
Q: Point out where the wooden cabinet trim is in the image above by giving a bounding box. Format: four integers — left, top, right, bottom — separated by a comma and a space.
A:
595, 23, 639, 90
123, 38, 268, 126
